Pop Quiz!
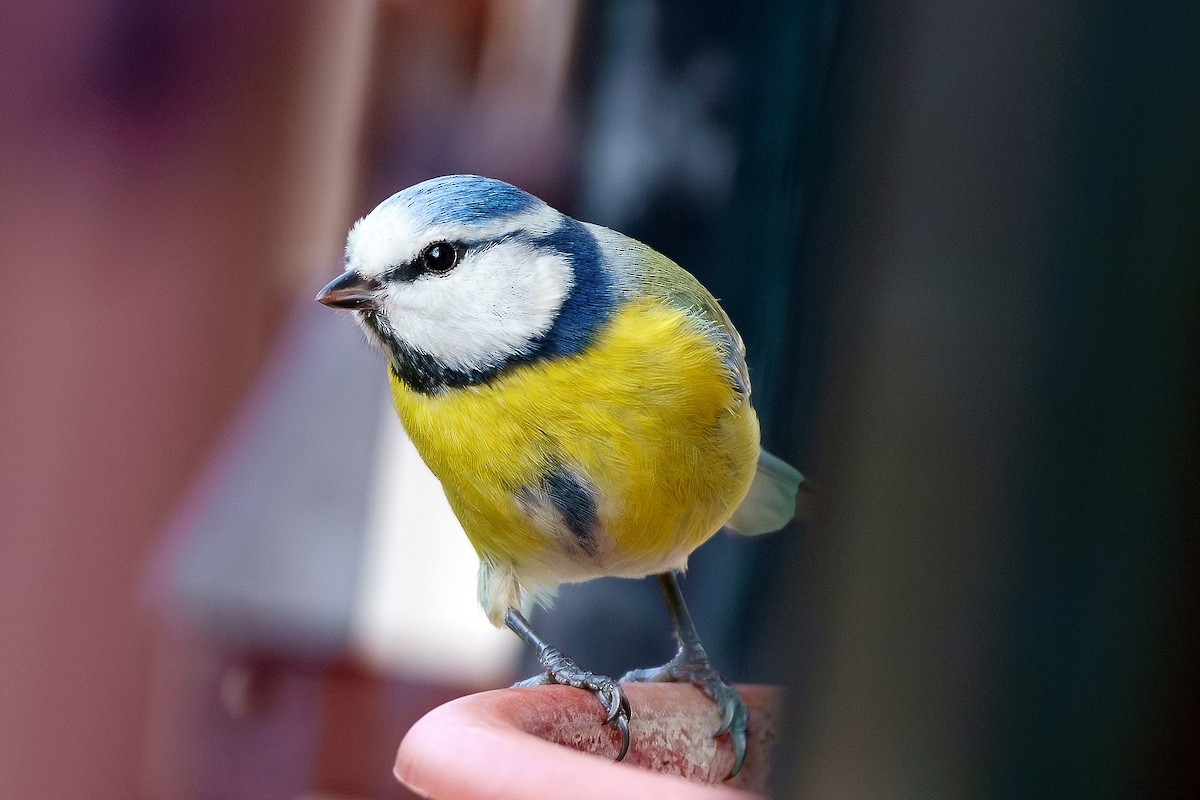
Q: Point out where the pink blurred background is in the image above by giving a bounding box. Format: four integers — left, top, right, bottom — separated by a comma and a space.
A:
0, 2, 575, 796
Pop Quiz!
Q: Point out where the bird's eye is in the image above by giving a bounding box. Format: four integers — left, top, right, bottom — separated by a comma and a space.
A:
420, 241, 459, 274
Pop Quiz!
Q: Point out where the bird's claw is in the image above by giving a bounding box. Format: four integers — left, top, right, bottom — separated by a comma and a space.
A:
611, 701, 631, 761
706, 679, 749, 777
597, 678, 632, 726
516, 647, 632, 761
622, 648, 748, 778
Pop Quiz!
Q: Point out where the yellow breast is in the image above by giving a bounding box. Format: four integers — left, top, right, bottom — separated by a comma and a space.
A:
388, 296, 760, 585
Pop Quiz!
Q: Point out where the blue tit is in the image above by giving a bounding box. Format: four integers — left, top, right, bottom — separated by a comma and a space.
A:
317, 175, 805, 775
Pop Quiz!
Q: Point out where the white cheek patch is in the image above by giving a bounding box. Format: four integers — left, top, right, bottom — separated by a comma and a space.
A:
381, 239, 573, 373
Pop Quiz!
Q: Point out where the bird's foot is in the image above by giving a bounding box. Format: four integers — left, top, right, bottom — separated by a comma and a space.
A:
621, 644, 748, 777
515, 646, 631, 761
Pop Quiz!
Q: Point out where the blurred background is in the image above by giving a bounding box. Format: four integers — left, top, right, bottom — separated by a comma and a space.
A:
1, 0, 1197, 798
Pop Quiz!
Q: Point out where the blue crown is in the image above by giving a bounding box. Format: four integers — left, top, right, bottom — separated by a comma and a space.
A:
383, 174, 541, 228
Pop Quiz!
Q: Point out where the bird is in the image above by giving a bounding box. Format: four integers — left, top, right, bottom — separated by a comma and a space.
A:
317, 175, 805, 776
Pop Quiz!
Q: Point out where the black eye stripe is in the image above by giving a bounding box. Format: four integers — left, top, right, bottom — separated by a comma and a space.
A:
381, 262, 421, 283
377, 230, 545, 283
381, 241, 463, 282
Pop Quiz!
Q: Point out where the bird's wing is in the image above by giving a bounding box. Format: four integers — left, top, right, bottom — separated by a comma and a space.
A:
593, 225, 751, 396
665, 280, 752, 398
645, 262, 807, 535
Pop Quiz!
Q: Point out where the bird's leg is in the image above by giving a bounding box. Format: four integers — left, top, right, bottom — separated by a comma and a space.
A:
620, 571, 749, 777
505, 608, 631, 760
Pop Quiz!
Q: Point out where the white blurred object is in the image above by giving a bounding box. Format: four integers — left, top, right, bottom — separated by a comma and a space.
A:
351, 399, 518, 685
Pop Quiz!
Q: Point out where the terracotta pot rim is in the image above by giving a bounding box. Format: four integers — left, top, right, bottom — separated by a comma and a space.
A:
395, 683, 774, 800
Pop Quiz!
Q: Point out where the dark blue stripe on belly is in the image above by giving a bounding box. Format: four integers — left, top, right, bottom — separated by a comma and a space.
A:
543, 465, 599, 556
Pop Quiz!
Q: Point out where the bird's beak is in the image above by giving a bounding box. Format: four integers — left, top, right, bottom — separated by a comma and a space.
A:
316, 270, 383, 310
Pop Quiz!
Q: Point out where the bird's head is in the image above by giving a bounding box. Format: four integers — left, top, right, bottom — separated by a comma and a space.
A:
317, 175, 612, 393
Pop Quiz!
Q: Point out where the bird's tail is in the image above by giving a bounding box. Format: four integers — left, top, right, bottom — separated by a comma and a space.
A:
725, 448, 815, 535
